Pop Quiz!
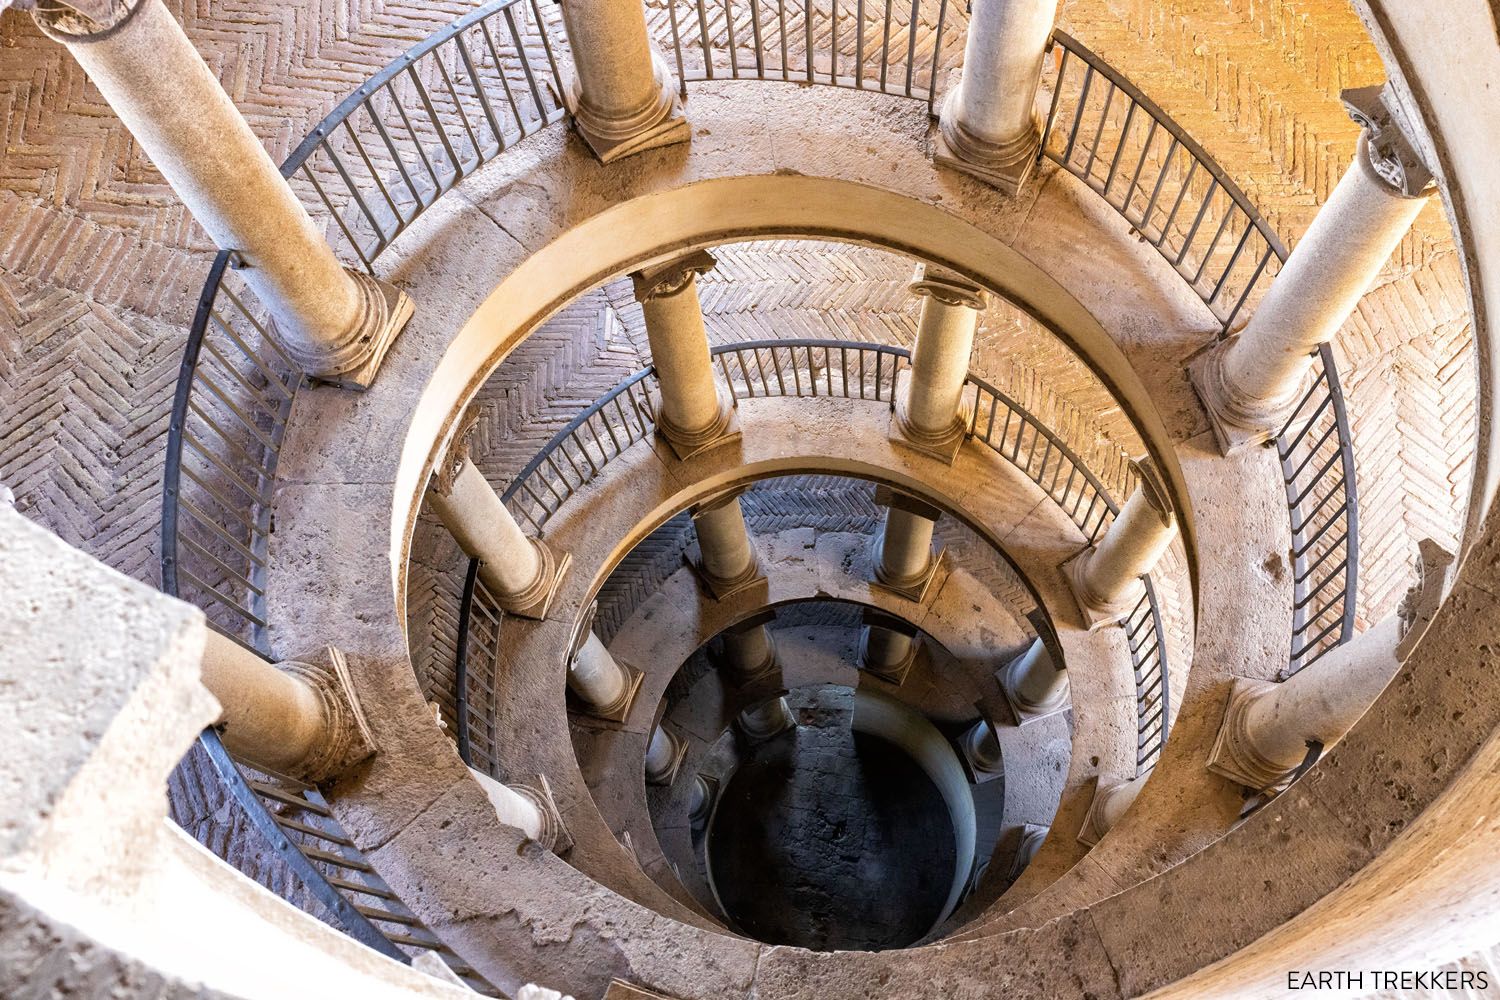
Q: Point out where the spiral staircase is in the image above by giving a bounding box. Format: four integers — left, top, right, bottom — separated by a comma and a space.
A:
4, 0, 1500, 998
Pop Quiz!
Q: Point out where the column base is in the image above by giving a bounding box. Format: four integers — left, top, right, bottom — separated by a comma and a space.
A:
1062, 547, 1143, 631
737, 697, 795, 745
858, 628, 920, 686
889, 372, 971, 465
279, 646, 378, 784
958, 719, 1005, 785
645, 729, 689, 786
684, 542, 765, 601
1076, 774, 1139, 847
872, 540, 948, 604
999, 656, 1071, 726
934, 94, 1042, 196
514, 774, 574, 855
1187, 336, 1308, 455
497, 540, 572, 621
656, 392, 741, 462
303, 270, 415, 391
1206, 677, 1294, 791
567, 52, 691, 165
582, 659, 646, 724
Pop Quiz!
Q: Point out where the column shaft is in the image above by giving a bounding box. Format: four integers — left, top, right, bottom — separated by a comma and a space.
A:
876, 507, 937, 590
429, 455, 565, 618
200, 630, 326, 776
739, 696, 794, 742
634, 253, 735, 459
556, 0, 687, 162
644, 725, 684, 784
1210, 618, 1401, 788
1002, 638, 1069, 716
569, 633, 634, 716
693, 496, 758, 590
936, 0, 1060, 191
38, 0, 409, 387
895, 266, 986, 460
722, 624, 776, 682
862, 625, 916, 674
1067, 459, 1176, 626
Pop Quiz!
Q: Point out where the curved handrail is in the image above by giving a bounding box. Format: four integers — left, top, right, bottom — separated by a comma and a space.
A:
1041, 31, 1358, 677
659, 0, 962, 114
159, 0, 566, 983
450, 338, 1172, 776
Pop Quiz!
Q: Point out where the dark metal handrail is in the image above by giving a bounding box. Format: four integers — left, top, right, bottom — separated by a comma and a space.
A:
1042, 31, 1359, 677
659, 0, 962, 114
160, 0, 566, 984
449, 338, 1172, 777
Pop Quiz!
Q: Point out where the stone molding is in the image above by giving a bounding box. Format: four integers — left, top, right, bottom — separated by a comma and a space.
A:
1396, 538, 1456, 659
1205, 677, 1289, 791
1342, 84, 1437, 198
278, 646, 378, 785
631, 250, 719, 304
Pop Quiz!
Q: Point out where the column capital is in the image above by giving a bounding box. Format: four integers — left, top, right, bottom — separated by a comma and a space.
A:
631, 250, 718, 304
1342, 84, 1436, 198
278, 646, 378, 784
1127, 455, 1176, 528
1397, 538, 1456, 659
432, 409, 481, 497
27, 0, 143, 41
908, 263, 988, 310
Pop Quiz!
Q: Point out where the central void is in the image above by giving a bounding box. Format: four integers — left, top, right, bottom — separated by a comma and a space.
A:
707, 685, 957, 951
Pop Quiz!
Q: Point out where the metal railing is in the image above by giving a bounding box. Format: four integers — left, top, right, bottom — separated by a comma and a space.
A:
160, 0, 566, 982
1041, 32, 1358, 677
658, 0, 962, 113
449, 339, 1171, 776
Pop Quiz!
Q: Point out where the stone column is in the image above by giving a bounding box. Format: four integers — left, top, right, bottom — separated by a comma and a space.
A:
1064, 458, 1177, 629
569, 630, 643, 722
689, 489, 762, 598
859, 608, 920, 685
1009, 823, 1049, 878
429, 422, 569, 619
633, 252, 739, 460
960, 718, 1004, 781
999, 637, 1070, 723
1077, 773, 1148, 845
687, 774, 715, 827
738, 696, 795, 744
872, 487, 945, 602
892, 265, 987, 463
200, 630, 375, 784
556, 0, 689, 163
719, 611, 778, 684
644, 725, 686, 786
1208, 617, 1402, 790
31, 0, 412, 389
1190, 85, 1435, 452
468, 767, 569, 853
935, 0, 1061, 193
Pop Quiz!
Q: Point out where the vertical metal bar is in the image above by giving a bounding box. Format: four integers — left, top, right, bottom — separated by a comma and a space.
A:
903, 0, 919, 95
926, 0, 949, 115
725, 0, 741, 78
879, 0, 893, 91
855, 0, 866, 87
